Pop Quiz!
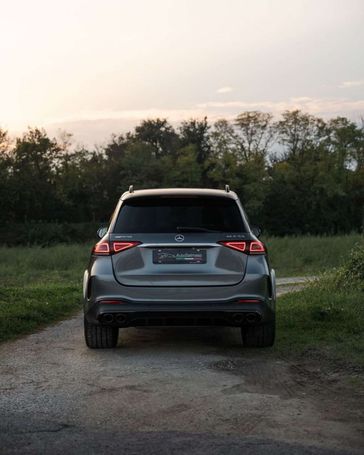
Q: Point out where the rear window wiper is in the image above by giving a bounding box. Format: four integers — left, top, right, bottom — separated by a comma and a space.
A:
176, 226, 222, 233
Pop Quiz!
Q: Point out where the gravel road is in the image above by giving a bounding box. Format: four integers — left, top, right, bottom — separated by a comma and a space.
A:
0, 280, 363, 454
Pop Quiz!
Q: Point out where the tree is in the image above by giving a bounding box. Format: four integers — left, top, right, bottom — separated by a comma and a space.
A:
235, 111, 274, 161
11, 128, 62, 221
210, 119, 238, 159
179, 117, 211, 164
0, 129, 13, 223
135, 118, 179, 158
275, 110, 328, 160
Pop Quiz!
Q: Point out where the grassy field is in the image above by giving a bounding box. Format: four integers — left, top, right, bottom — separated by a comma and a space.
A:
276, 286, 364, 366
276, 243, 364, 367
265, 233, 363, 277
0, 234, 363, 345
0, 244, 89, 342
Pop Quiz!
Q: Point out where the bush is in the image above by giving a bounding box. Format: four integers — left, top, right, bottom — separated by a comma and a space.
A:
334, 243, 364, 291
0, 222, 100, 246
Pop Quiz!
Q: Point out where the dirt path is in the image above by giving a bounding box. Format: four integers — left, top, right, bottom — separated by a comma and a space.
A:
0, 282, 362, 454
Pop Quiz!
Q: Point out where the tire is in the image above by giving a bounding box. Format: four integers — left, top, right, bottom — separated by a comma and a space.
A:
241, 319, 275, 348
84, 317, 119, 348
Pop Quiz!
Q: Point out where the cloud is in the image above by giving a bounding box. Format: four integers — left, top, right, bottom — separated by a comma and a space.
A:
43, 97, 364, 146
197, 97, 364, 117
339, 79, 364, 88
216, 86, 233, 94
47, 108, 208, 125
45, 108, 214, 146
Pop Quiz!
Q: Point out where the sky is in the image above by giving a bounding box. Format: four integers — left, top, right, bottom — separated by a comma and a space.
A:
0, 0, 363, 146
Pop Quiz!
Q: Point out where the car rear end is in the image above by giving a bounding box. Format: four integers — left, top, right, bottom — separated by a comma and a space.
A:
83, 189, 276, 348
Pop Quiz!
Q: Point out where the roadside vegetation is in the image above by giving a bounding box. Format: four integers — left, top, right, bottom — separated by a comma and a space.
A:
1, 110, 363, 247
276, 244, 364, 367
0, 235, 362, 343
0, 285, 80, 342
0, 245, 88, 342
265, 234, 363, 277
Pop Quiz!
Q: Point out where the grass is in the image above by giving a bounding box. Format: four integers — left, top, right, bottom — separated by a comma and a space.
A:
276, 286, 364, 367
0, 244, 90, 342
264, 234, 363, 277
275, 243, 364, 368
0, 285, 81, 342
0, 234, 362, 344
0, 243, 91, 286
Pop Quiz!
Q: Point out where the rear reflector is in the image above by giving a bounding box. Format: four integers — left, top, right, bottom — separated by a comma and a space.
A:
98, 299, 126, 305
219, 240, 265, 255
237, 299, 261, 303
93, 241, 140, 256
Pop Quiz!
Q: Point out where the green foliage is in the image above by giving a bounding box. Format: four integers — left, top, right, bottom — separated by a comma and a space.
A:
0, 244, 90, 287
0, 110, 363, 242
277, 285, 364, 366
0, 285, 81, 342
333, 243, 364, 291
277, 243, 364, 366
0, 243, 86, 342
265, 234, 363, 277
0, 222, 99, 246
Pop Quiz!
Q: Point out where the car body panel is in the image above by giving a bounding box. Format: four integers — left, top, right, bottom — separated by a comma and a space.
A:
83, 188, 276, 329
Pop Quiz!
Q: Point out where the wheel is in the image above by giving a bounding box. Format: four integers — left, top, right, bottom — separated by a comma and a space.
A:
84, 317, 119, 348
241, 319, 275, 347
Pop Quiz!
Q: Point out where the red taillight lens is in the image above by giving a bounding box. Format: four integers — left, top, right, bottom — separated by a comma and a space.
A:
249, 241, 265, 254
219, 240, 265, 255
113, 241, 140, 253
93, 241, 110, 255
219, 241, 247, 252
93, 241, 140, 256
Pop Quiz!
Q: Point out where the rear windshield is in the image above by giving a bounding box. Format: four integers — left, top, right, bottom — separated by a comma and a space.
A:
113, 197, 246, 233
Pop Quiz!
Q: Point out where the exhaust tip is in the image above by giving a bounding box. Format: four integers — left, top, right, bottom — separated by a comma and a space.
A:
232, 313, 245, 325
246, 312, 260, 324
101, 313, 114, 324
115, 313, 127, 325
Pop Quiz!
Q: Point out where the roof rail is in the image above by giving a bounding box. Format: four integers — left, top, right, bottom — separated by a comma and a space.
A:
225, 184, 230, 193
129, 185, 134, 193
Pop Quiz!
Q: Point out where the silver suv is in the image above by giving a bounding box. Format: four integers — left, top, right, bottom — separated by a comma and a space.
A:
83, 187, 276, 348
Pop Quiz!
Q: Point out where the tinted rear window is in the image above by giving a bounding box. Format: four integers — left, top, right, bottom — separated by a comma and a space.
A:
113, 197, 246, 233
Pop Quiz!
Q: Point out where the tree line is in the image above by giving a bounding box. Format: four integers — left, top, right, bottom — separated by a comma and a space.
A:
0, 110, 363, 240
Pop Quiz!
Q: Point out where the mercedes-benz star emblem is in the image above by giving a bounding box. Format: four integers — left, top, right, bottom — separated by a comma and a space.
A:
175, 234, 184, 242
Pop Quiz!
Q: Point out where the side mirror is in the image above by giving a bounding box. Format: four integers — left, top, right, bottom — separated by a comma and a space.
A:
251, 226, 262, 238
97, 226, 108, 239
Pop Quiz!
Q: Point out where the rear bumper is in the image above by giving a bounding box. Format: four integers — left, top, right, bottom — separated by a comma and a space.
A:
83, 256, 276, 327
84, 298, 275, 327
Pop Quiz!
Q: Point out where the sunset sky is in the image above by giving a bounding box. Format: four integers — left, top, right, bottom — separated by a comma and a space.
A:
1, 0, 363, 145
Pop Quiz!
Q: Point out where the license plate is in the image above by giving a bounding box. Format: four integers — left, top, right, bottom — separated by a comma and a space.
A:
153, 248, 206, 264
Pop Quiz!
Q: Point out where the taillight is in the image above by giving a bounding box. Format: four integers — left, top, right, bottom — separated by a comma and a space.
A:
249, 241, 265, 254
113, 241, 139, 253
92, 241, 140, 255
219, 240, 265, 255
219, 241, 247, 252
93, 241, 110, 255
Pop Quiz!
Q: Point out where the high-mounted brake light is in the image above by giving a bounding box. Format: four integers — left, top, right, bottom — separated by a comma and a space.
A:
219, 240, 265, 255
92, 241, 140, 255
